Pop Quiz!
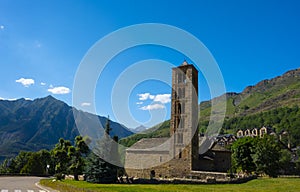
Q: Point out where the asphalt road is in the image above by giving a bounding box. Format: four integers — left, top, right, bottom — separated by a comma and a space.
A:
0, 176, 55, 192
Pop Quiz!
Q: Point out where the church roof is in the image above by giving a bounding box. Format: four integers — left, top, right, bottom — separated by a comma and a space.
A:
199, 136, 231, 155
127, 137, 169, 151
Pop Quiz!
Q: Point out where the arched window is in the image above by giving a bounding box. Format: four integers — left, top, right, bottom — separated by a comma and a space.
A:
179, 148, 182, 159
179, 116, 184, 129
178, 88, 182, 98
177, 133, 183, 144
178, 73, 183, 83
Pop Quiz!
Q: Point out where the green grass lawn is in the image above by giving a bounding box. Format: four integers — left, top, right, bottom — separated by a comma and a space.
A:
40, 177, 300, 192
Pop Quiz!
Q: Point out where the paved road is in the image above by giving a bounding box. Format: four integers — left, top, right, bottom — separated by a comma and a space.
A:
0, 176, 55, 192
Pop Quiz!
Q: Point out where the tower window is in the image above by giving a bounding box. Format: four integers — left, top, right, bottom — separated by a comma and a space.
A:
177, 133, 183, 144
179, 149, 182, 159
178, 88, 182, 98
178, 73, 183, 83
179, 117, 184, 129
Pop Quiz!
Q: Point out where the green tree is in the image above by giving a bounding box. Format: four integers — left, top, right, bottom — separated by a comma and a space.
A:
251, 136, 281, 177
38, 149, 53, 175
0, 159, 10, 173
20, 152, 45, 175
84, 152, 117, 183
231, 137, 257, 174
68, 136, 90, 180
51, 138, 72, 175
5, 151, 33, 173
84, 116, 118, 183
279, 149, 293, 174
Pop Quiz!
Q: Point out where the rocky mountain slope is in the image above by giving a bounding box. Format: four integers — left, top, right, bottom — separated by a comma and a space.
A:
200, 68, 300, 120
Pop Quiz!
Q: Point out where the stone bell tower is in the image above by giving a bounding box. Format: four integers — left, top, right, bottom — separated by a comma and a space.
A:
170, 61, 199, 170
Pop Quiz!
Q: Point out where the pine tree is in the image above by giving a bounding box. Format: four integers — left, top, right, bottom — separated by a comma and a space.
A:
84, 116, 118, 183
85, 152, 117, 183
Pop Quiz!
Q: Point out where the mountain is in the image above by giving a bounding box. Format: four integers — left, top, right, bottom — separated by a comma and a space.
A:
200, 68, 300, 120
130, 125, 148, 133
120, 68, 300, 147
0, 95, 133, 162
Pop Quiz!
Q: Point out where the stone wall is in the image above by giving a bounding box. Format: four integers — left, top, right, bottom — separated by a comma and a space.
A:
125, 150, 169, 170
126, 156, 193, 179
194, 150, 231, 172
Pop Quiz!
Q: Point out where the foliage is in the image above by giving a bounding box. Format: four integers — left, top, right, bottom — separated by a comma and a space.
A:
84, 152, 117, 183
50, 136, 90, 180
68, 136, 90, 180
252, 136, 281, 177
9, 151, 32, 173
0, 149, 52, 175
231, 136, 283, 177
231, 137, 257, 173
84, 117, 119, 183
279, 149, 294, 174
20, 152, 45, 175
0, 136, 89, 178
51, 138, 72, 175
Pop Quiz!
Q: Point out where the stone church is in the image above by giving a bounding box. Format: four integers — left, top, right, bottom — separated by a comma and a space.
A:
125, 61, 231, 179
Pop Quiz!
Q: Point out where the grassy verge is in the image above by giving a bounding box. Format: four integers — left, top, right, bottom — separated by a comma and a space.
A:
40, 177, 300, 192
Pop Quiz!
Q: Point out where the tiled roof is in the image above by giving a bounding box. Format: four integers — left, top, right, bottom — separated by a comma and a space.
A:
127, 137, 170, 151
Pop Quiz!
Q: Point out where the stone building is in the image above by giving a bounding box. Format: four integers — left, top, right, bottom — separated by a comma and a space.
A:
236, 126, 275, 138
125, 61, 231, 179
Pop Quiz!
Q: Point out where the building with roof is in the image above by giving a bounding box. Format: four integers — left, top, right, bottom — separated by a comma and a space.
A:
236, 126, 276, 138
124, 61, 231, 179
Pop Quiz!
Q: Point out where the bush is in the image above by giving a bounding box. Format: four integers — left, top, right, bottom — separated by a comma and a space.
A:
55, 173, 65, 180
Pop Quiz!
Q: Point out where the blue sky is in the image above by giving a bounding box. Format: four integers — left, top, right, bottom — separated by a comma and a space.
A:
0, 0, 300, 128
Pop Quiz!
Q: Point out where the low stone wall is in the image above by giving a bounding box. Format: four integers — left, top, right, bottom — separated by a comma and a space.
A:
189, 170, 228, 180
129, 174, 257, 184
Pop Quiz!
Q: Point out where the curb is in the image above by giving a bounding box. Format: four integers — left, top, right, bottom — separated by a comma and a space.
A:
35, 182, 60, 192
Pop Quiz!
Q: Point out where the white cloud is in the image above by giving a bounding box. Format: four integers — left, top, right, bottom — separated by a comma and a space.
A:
137, 93, 171, 111
140, 103, 165, 110
16, 78, 35, 87
81, 102, 91, 107
40, 82, 46, 86
138, 93, 154, 101
153, 94, 171, 104
138, 93, 171, 104
0, 25, 4, 30
149, 95, 155, 99
48, 86, 71, 94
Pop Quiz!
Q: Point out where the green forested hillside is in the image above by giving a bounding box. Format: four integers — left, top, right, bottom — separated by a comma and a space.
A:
223, 106, 300, 146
